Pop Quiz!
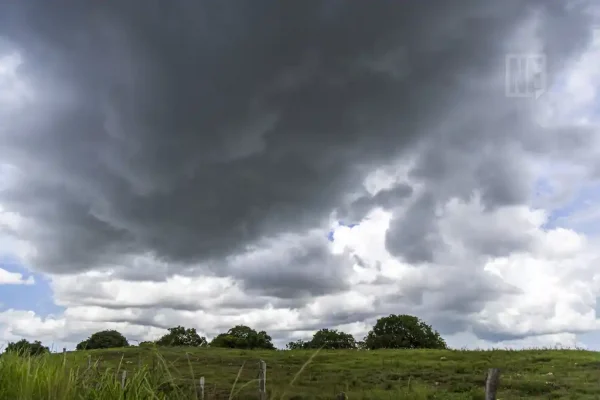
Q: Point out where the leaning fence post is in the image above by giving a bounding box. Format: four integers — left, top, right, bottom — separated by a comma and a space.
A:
258, 360, 267, 400
485, 368, 501, 400
87, 354, 91, 368
198, 376, 205, 400
121, 370, 127, 390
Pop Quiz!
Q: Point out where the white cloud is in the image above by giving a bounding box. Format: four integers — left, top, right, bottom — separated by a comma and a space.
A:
0, 203, 37, 263
0, 268, 33, 285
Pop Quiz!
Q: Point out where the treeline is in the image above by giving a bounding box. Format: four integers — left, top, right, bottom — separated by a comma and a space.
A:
4, 314, 447, 356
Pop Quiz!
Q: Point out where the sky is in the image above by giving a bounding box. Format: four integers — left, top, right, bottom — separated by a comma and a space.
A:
0, 0, 600, 351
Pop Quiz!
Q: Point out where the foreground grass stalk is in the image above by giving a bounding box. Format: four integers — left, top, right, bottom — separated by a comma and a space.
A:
228, 361, 245, 400
278, 346, 322, 400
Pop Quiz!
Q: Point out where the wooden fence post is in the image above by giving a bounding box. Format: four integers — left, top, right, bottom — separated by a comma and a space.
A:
485, 368, 501, 400
336, 392, 347, 399
258, 360, 267, 400
198, 376, 205, 400
121, 370, 127, 390
87, 355, 91, 368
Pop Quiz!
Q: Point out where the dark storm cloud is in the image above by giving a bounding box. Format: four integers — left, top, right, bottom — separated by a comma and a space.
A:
0, 0, 591, 275
338, 183, 413, 223
225, 232, 354, 298
386, 191, 441, 263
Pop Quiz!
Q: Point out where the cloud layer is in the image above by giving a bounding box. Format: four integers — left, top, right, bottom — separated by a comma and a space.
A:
0, 0, 599, 349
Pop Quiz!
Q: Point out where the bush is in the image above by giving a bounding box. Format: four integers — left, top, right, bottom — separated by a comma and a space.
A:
363, 314, 447, 350
286, 339, 310, 350
76, 330, 129, 350
310, 328, 357, 349
210, 325, 275, 350
5, 339, 49, 356
287, 329, 357, 350
156, 326, 207, 347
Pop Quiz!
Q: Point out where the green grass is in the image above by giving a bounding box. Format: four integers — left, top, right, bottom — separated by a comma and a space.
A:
0, 347, 599, 399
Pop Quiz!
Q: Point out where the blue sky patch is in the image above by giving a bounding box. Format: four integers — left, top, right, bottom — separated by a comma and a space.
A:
327, 221, 359, 242
0, 255, 63, 316
542, 182, 600, 236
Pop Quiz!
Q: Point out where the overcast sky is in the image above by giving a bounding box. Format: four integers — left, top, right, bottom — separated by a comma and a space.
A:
0, 0, 600, 351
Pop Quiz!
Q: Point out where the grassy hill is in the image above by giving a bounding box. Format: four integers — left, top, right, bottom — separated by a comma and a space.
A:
1, 346, 599, 399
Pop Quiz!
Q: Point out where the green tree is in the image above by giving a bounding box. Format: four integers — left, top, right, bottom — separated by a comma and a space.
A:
286, 339, 310, 350
210, 325, 275, 350
76, 330, 129, 350
5, 339, 49, 356
356, 340, 367, 350
209, 333, 238, 348
156, 326, 207, 347
286, 329, 357, 350
364, 314, 447, 350
139, 341, 157, 347
309, 328, 357, 349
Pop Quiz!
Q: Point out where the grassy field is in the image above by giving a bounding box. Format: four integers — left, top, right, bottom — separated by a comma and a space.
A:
0, 347, 599, 399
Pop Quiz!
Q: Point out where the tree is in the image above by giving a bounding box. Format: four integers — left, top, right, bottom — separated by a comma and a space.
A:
286, 339, 310, 350
76, 330, 129, 350
209, 333, 238, 348
286, 329, 356, 350
139, 341, 157, 347
309, 328, 357, 349
156, 326, 207, 347
5, 339, 49, 356
210, 325, 275, 350
363, 314, 447, 350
